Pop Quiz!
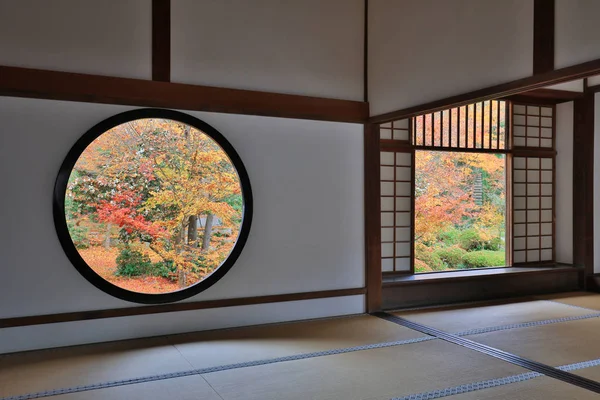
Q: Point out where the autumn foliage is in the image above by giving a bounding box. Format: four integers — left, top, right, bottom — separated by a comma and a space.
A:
415, 151, 505, 272
66, 119, 243, 293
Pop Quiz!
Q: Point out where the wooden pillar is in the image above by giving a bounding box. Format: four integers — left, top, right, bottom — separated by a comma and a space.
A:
365, 123, 382, 311
573, 92, 595, 288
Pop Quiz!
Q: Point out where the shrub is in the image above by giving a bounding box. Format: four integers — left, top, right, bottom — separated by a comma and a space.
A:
115, 248, 152, 277
483, 236, 503, 251
433, 246, 467, 269
414, 259, 432, 273
149, 261, 177, 279
437, 228, 461, 246
67, 221, 89, 249
462, 250, 505, 269
415, 243, 445, 271
458, 229, 485, 251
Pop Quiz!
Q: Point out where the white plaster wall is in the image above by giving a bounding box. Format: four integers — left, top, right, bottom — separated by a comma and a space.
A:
0, 0, 151, 79
555, 102, 573, 264
171, 0, 364, 100
0, 97, 365, 320
556, 0, 600, 69
369, 0, 534, 116
546, 80, 584, 92
0, 296, 364, 353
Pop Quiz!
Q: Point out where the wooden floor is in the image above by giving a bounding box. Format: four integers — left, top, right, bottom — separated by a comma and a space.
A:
2, 292, 600, 399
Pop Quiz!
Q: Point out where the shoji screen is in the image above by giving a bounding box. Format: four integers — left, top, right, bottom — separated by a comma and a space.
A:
380, 118, 413, 273
512, 104, 555, 265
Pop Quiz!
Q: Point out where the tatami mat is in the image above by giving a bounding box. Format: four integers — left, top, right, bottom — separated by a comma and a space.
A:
0, 337, 192, 398
202, 339, 527, 400
170, 314, 426, 369
573, 365, 600, 381
49, 376, 222, 400
393, 299, 595, 333
440, 376, 598, 400
465, 317, 600, 367
535, 292, 600, 312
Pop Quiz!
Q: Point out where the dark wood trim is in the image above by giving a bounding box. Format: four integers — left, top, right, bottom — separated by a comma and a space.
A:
0, 287, 366, 329
369, 57, 600, 124
586, 273, 600, 292
152, 0, 171, 82
503, 89, 584, 104
573, 93, 595, 283
533, 0, 555, 75
365, 123, 382, 312
363, 0, 369, 103
586, 84, 600, 94
382, 267, 581, 309
0, 66, 369, 123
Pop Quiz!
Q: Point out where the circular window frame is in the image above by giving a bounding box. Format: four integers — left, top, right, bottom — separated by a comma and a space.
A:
53, 108, 253, 304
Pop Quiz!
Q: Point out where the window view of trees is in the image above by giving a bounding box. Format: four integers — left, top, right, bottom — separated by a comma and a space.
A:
65, 119, 243, 293
415, 151, 506, 273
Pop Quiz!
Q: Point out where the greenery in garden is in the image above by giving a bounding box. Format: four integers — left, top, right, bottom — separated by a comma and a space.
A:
65, 119, 243, 293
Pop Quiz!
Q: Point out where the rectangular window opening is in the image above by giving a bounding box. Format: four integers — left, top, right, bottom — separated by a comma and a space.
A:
414, 150, 507, 273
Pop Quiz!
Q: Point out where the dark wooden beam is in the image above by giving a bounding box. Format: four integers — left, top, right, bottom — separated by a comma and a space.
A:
369, 57, 600, 124
573, 92, 594, 282
0, 66, 368, 123
364, 123, 382, 312
533, 0, 555, 74
0, 287, 366, 328
152, 0, 171, 82
502, 88, 584, 104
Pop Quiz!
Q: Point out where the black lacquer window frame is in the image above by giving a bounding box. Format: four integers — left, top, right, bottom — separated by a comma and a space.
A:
53, 108, 253, 304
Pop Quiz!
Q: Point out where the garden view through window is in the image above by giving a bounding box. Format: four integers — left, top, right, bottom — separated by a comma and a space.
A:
414, 150, 506, 273
64, 117, 244, 294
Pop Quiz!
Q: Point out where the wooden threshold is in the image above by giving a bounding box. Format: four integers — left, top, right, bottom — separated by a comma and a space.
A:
0, 287, 366, 328
370, 57, 600, 123
0, 65, 369, 123
382, 267, 581, 310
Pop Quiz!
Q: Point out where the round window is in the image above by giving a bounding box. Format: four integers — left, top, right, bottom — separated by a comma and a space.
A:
53, 109, 252, 304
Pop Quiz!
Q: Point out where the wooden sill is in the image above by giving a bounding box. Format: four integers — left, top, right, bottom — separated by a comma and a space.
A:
383, 265, 578, 287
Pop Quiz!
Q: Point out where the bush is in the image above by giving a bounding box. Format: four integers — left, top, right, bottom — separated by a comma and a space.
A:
149, 261, 177, 279
437, 228, 461, 246
462, 250, 505, 269
484, 236, 503, 251
414, 259, 432, 273
458, 229, 486, 251
433, 246, 467, 269
115, 248, 152, 277
415, 243, 445, 271
67, 221, 89, 249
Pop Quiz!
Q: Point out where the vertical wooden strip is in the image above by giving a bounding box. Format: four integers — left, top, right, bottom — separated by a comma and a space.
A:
363, 0, 369, 102
410, 149, 416, 274
472, 104, 476, 148
488, 101, 492, 149
152, 0, 171, 82
533, 0, 555, 75
458, 107, 462, 148
496, 100, 501, 149
449, 108, 453, 147
431, 112, 435, 146
480, 102, 484, 149
573, 94, 594, 286
422, 115, 426, 146
365, 123, 382, 311
506, 153, 513, 266
506, 101, 511, 149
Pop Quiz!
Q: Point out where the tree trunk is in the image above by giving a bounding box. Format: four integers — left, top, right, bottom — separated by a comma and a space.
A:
201, 213, 214, 251
103, 223, 112, 249
187, 215, 198, 245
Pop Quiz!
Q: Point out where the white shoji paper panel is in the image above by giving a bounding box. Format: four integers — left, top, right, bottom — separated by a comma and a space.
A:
513, 156, 554, 264
513, 104, 554, 148
380, 119, 410, 141
380, 150, 413, 272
